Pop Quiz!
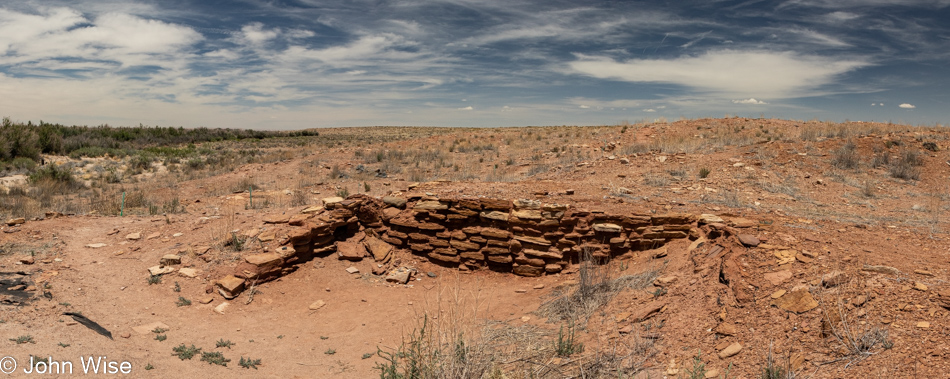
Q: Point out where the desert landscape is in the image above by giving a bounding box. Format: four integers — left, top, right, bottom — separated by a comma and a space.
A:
0, 117, 947, 378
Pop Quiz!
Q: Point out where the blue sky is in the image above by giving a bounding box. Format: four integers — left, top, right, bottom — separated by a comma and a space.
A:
1, 0, 948, 129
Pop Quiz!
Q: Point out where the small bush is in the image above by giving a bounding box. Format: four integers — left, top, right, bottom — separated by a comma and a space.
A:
172, 344, 201, 360
10, 335, 35, 344
29, 164, 76, 186
698, 167, 711, 179
175, 296, 192, 307
889, 150, 923, 180
239, 357, 261, 369
216, 339, 234, 349
200, 351, 230, 366
832, 141, 859, 169
922, 141, 939, 152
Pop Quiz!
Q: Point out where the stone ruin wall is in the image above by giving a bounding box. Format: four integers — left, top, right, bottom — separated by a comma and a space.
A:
213, 194, 702, 299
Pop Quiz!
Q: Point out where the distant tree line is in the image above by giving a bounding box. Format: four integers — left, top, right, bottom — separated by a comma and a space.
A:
0, 117, 318, 162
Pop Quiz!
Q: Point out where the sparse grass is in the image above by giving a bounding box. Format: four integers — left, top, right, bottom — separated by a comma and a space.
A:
144, 363, 154, 370
148, 274, 162, 285
555, 322, 584, 357
10, 335, 34, 344
324, 348, 336, 355
821, 302, 893, 367
216, 339, 234, 349
155, 334, 167, 341
761, 342, 793, 379
538, 249, 662, 324
684, 350, 707, 379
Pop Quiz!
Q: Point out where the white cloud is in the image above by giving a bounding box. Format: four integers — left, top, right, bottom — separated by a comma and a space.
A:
241, 23, 280, 44
643, 108, 656, 112
899, 103, 916, 109
733, 98, 768, 105
457, 106, 473, 110
569, 50, 868, 98
579, 105, 590, 109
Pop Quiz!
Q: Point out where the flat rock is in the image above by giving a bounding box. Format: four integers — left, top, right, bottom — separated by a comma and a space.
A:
592, 223, 622, 233
126, 233, 141, 240
146, 232, 161, 240
132, 321, 169, 335
198, 296, 214, 304
148, 265, 175, 276
729, 218, 756, 228
513, 265, 544, 277
301, 205, 325, 214
85, 243, 107, 248
309, 300, 326, 310
337, 240, 366, 261
480, 211, 509, 222
653, 276, 678, 287
699, 214, 725, 224
364, 236, 394, 262
718, 343, 742, 358
216, 275, 245, 299
382, 196, 407, 209
345, 266, 360, 274
414, 200, 449, 211
773, 288, 818, 313
160, 254, 181, 266
862, 265, 900, 276
5, 218, 25, 226
821, 271, 847, 288
511, 209, 542, 220
178, 268, 198, 278
385, 267, 412, 284
245, 252, 283, 267
937, 290, 950, 310
914, 282, 929, 291
714, 322, 737, 336
523, 249, 562, 260
737, 234, 760, 247
214, 302, 229, 314
763, 270, 792, 286
322, 196, 344, 206
632, 301, 666, 322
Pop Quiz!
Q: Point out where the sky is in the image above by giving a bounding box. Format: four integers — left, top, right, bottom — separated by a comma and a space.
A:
1, 0, 949, 129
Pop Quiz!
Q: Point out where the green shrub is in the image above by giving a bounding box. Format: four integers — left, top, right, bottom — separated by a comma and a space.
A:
29, 164, 76, 186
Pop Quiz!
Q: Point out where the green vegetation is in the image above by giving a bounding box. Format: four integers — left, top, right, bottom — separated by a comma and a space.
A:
215, 339, 234, 349
239, 357, 261, 369
10, 335, 35, 344
200, 351, 230, 367
172, 344, 201, 360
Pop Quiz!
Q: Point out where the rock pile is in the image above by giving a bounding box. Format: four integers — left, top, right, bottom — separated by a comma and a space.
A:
214, 194, 700, 298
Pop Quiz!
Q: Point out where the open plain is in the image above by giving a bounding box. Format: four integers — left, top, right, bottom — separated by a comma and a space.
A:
1, 118, 949, 378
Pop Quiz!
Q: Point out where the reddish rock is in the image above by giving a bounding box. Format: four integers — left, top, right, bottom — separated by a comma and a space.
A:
513, 265, 544, 277
337, 240, 366, 261
738, 234, 760, 247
